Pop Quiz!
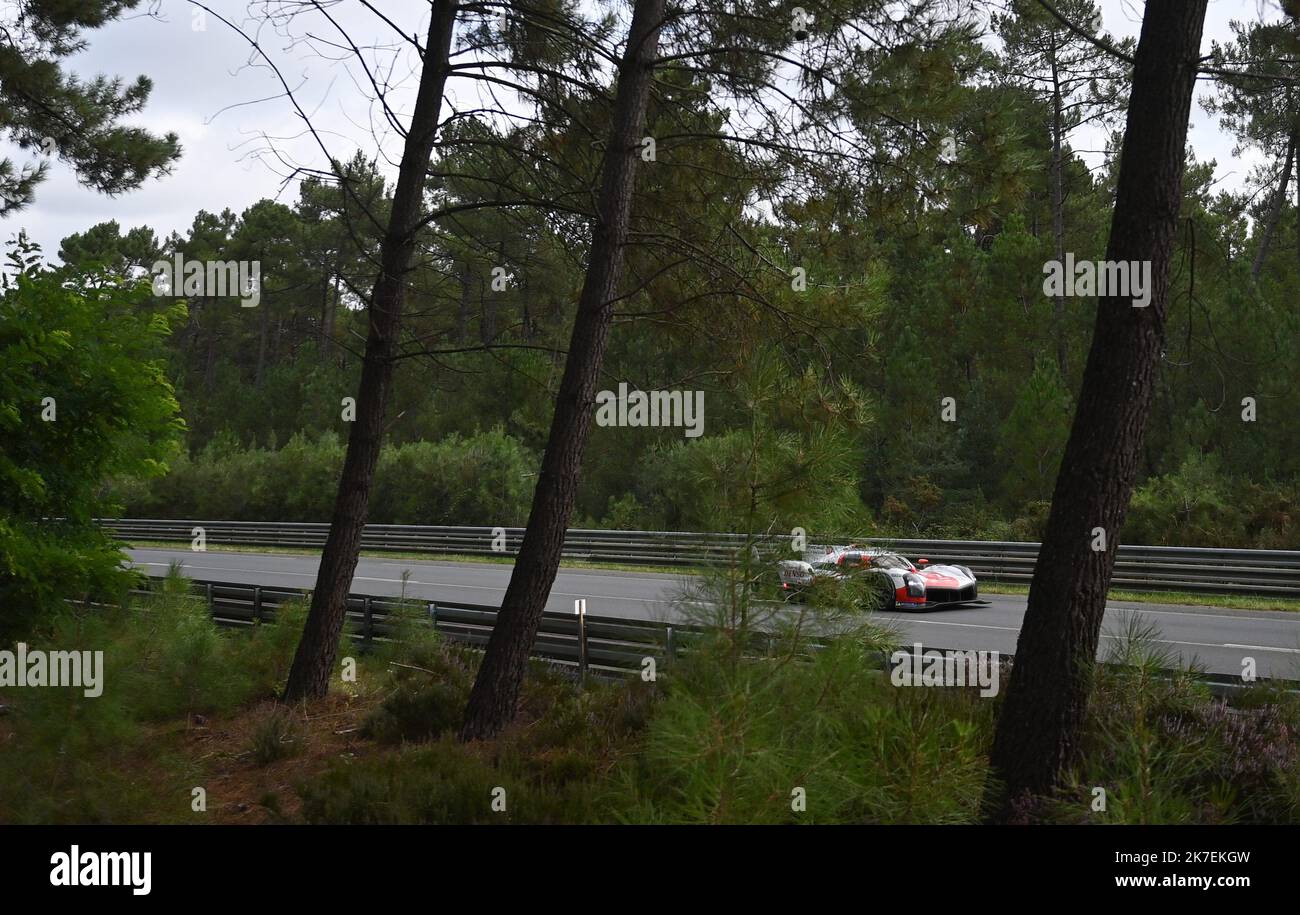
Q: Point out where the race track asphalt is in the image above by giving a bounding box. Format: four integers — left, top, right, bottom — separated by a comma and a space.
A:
125, 547, 1300, 679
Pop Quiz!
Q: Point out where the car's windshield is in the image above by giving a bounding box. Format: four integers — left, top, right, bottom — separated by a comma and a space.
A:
802, 547, 840, 566
870, 553, 913, 571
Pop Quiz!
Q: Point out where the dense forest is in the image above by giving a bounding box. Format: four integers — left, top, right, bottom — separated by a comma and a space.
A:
63, 11, 1298, 548
6, 0, 1300, 836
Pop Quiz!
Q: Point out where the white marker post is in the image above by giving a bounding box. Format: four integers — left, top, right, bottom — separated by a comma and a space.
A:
575, 598, 588, 686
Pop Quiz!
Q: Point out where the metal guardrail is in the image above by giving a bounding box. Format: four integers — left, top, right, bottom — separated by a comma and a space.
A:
145, 577, 676, 678
136, 576, 1292, 691
102, 518, 1300, 597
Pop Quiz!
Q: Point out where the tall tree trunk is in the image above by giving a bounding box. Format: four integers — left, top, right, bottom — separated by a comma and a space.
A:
456, 263, 471, 344
983, 0, 1207, 822
1294, 130, 1300, 274
203, 312, 217, 392
479, 284, 496, 343
329, 272, 340, 359
1251, 130, 1294, 280
282, 0, 458, 702
320, 270, 336, 362
459, 0, 665, 741
1049, 34, 1068, 377
255, 302, 269, 388
521, 253, 536, 339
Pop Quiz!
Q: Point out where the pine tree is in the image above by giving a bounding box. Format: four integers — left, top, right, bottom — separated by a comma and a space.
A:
992, 0, 1132, 378
983, 0, 1209, 822
0, 0, 180, 213
1202, 18, 1300, 280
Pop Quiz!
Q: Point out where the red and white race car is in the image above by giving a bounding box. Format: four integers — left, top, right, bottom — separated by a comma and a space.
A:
777, 545, 984, 611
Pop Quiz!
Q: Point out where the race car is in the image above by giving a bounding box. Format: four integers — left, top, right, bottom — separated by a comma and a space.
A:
777, 545, 983, 611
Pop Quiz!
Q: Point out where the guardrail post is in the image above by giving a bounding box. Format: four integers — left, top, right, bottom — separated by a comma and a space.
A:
363, 596, 373, 645
666, 626, 676, 662
428, 601, 437, 633
579, 616, 588, 685
205, 582, 213, 614
575, 598, 588, 686
252, 586, 262, 624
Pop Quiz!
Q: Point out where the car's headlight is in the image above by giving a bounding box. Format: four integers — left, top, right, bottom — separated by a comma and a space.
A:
955, 565, 974, 579
903, 572, 925, 597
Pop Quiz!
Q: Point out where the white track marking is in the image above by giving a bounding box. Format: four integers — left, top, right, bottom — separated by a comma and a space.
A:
1223, 644, 1300, 654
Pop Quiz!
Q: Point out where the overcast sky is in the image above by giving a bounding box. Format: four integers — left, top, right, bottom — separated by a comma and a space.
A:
0, 0, 1281, 259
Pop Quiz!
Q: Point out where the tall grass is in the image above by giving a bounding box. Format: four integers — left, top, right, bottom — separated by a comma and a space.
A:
1038, 616, 1300, 824
0, 569, 307, 823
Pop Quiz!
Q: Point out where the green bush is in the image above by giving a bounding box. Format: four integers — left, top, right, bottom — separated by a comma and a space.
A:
1124, 452, 1298, 549
112, 427, 537, 526
370, 428, 536, 525
361, 640, 477, 745
605, 636, 992, 824
1, 250, 185, 637
1125, 452, 1242, 547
